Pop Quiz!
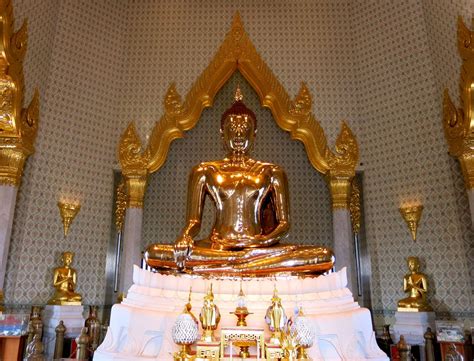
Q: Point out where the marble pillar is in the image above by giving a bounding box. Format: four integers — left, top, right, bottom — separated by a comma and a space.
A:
0, 185, 18, 290
333, 208, 355, 294
120, 207, 143, 293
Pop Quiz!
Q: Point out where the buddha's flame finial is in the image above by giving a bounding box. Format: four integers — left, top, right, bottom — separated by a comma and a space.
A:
234, 84, 243, 102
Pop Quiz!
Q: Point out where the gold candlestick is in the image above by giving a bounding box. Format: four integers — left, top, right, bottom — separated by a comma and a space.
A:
58, 201, 80, 237
399, 205, 423, 241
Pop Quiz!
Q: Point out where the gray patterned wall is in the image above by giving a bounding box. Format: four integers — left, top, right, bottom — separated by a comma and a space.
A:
4, 0, 473, 330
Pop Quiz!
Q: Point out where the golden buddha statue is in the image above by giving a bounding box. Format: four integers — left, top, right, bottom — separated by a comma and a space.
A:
199, 284, 220, 342
397, 256, 432, 312
145, 87, 334, 277
48, 251, 82, 305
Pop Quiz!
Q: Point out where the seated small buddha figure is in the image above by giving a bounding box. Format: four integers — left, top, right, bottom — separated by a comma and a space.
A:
145, 87, 334, 277
397, 256, 432, 311
48, 251, 82, 305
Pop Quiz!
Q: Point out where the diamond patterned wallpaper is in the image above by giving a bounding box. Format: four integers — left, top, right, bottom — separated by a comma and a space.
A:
5, 0, 127, 305
3, 0, 473, 330
351, 0, 473, 327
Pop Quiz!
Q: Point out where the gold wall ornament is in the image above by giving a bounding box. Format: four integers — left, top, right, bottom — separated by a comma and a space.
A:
118, 123, 150, 208
0, 0, 40, 186
118, 12, 359, 190
58, 201, 80, 237
399, 204, 423, 241
350, 178, 362, 234
443, 17, 474, 190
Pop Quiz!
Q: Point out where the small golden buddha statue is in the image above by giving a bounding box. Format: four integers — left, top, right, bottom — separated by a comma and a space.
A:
397, 256, 432, 312
265, 286, 287, 345
48, 251, 82, 305
145, 87, 334, 277
199, 284, 220, 342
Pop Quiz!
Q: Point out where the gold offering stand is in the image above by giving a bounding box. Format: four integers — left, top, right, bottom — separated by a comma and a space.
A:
220, 327, 265, 360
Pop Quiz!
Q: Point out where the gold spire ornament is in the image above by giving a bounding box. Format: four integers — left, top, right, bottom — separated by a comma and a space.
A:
265, 285, 287, 345
58, 201, 80, 237
234, 84, 243, 102
399, 205, 423, 241
199, 284, 220, 343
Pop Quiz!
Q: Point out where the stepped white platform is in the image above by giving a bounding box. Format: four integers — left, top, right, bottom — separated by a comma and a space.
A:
94, 266, 387, 361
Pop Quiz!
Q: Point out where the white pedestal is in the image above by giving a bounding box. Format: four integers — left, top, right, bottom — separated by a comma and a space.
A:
94, 266, 388, 361
42, 305, 85, 358
393, 311, 435, 346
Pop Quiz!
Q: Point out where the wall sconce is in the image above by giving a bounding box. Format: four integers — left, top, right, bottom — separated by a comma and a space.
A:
58, 201, 81, 237
399, 204, 423, 241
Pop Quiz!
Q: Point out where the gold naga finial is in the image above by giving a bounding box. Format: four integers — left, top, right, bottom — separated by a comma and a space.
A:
271, 284, 281, 303
205, 283, 214, 301
234, 84, 243, 102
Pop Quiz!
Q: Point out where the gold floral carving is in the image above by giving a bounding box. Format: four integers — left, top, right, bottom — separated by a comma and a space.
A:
118, 123, 150, 207
0, 0, 40, 186
118, 13, 359, 205
443, 17, 474, 189
115, 179, 127, 231
350, 178, 361, 234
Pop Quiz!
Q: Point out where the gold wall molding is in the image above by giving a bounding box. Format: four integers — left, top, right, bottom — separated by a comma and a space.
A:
0, 0, 40, 186
443, 17, 474, 189
350, 178, 361, 234
118, 13, 359, 207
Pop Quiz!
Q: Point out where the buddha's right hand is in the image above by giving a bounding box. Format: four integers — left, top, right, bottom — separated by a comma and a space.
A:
174, 235, 193, 270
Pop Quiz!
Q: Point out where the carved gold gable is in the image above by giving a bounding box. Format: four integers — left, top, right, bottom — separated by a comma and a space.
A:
118, 13, 359, 207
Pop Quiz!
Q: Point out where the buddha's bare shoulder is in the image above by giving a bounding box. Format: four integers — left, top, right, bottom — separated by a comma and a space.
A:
253, 160, 286, 174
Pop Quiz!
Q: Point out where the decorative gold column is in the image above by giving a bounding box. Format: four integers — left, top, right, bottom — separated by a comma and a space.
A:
0, 0, 39, 295
327, 124, 359, 293
443, 17, 474, 225
117, 123, 149, 292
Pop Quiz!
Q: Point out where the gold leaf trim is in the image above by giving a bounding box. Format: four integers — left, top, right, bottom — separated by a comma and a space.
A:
350, 178, 361, 234
0, 0, 38, 187
443, 17, 474, 189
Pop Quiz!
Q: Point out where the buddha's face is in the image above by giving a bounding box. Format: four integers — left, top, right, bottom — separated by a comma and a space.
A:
63, 253, 73, 266
221, 114, 256, 155
407, 257, 419, 272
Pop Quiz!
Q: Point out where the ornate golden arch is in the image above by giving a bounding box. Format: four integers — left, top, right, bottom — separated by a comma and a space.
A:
118, 13, 359, 209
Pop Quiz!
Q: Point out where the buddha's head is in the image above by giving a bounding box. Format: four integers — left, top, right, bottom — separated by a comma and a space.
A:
221, 86, 257, 155
62, 251, 74, 267
407, 256, 420, 272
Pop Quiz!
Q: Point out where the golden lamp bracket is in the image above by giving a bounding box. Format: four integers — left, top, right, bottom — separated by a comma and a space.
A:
443, 17, 474, 190
399, 205, 423, 242
58, 201, 81, 237
0, 0, 40, 187
118, 13, 359, 208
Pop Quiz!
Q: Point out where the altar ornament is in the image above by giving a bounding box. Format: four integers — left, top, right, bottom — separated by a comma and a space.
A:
76, 327, 89, 360
424, 327, 435, 361
230, 281, 252, 327
399, 204, 423, 241
54, 320, 66, 360
29, 306, 43, 339
58, 201, 80, 237
144, 89, 334, 277
199, 284, 220, 342
24, 333, 46, 361
265, 285, 287, 345
396, 335, 411, 361
48, 251, 82, 305
443, 17, 474, 192
172, 289, 198, 361
290, 308, 314, 360
397, 256, 432, 312
85, 305, 101, 352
